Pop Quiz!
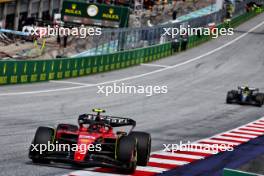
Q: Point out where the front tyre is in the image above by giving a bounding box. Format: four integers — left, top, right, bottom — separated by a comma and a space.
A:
226, 90, 238, 104
29, 126, 55, 163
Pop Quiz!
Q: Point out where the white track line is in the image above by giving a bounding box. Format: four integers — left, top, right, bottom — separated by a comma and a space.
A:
1, 20, 264, 97
50, 80, 93, 86
254, 122, 264, 125
152, 151, 205, 159
141, 63, 172, 68
233, 129, 263, 135
136, 166, 168, 173
199, 139, 241, 146
223, 132, 257, 138
240, 126, 264, 132
149, 158, 189, 165
212, 135, 249, 142
194, 117, 264, 144
61, 171, 125, 176
253, 123, 264, 127
171, 148, 219, 154
247, 124, 264, 128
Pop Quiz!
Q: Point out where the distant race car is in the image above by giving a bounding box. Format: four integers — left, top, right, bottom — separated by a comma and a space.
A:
226, 86, 264, 107
29, 109, 151, 173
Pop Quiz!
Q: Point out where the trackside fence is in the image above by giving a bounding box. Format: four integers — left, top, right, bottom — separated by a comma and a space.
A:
0, 43, 171, 85
0, 5, 263, 85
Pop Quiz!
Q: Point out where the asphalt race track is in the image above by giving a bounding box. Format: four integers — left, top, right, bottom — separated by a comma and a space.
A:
0, 13, 264, 176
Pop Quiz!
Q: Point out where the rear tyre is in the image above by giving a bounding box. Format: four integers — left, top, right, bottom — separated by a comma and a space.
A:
116, 135, 137, 173
255, 93, 264, 107
29, 126, 55, 163
129, 131, 151, 166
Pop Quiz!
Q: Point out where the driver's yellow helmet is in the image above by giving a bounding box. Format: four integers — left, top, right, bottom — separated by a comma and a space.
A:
243, 86, 250, 94
93, 108, 106, 113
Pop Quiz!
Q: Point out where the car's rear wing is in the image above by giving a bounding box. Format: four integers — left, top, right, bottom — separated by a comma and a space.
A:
78, 114, 136, 128
238, 86, 259, 91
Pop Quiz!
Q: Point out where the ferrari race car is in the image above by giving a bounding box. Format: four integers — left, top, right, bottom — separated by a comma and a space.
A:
226, 86, 264, 107
29, 109, 151, 173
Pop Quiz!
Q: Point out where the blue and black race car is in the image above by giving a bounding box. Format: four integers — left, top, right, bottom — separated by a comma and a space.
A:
226, 86, 264, 107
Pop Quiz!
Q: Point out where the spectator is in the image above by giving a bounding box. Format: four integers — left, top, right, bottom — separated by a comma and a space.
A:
57, 34, 61, 45
172, 37, 180, 52
63, 35, 68, 48
172, 9, 178, 20
181, 34, 188, 51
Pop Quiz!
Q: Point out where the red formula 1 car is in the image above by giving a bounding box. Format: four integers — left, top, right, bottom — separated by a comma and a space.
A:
28, 109, 151, 173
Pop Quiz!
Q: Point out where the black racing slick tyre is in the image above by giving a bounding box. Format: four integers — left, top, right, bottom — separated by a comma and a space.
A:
29, 126, 55, 163
226, 90, 238, 104
255, 93, 264, 107
129, 131, 151, 166
117, 135, 137, 173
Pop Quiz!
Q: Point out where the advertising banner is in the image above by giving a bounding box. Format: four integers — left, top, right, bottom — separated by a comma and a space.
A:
61, 0, 130, 28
